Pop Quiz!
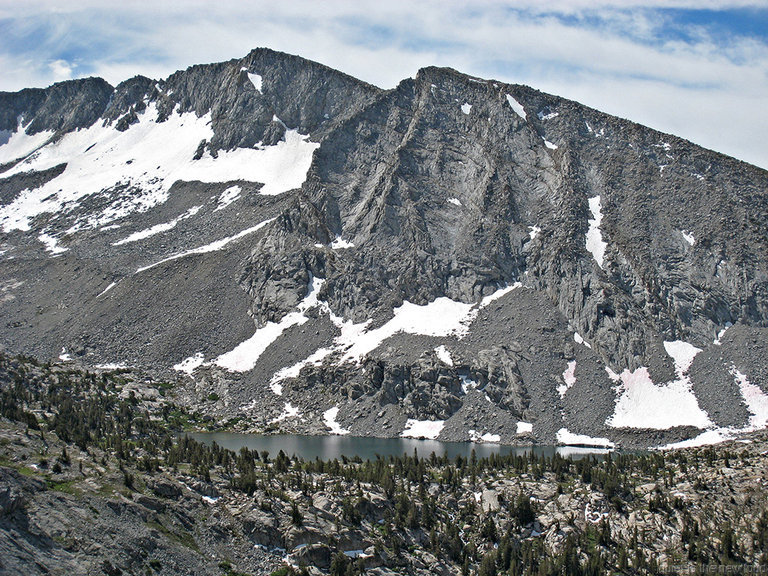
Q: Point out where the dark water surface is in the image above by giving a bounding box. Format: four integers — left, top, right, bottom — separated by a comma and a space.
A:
188, 432, 610, 461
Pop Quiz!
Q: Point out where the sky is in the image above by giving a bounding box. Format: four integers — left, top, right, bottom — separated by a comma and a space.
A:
0, 1, 766, 169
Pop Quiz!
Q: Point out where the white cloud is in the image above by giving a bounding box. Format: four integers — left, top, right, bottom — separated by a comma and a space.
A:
48, 59, 73, 81
0, 1, 766, 169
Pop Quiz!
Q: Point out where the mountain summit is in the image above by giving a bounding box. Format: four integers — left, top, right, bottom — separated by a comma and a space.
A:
1, 48, 766, 448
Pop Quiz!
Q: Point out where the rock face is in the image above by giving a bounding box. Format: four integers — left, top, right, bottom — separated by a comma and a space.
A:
1, 48, 767, 448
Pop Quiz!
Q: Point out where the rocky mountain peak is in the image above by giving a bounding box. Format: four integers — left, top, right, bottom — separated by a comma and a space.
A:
0, 48, 767, 449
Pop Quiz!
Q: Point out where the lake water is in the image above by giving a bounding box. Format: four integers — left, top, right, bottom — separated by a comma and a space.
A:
188, 432, 609, 461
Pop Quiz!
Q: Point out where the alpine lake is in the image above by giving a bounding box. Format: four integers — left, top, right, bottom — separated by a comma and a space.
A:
187, 432, 611, 462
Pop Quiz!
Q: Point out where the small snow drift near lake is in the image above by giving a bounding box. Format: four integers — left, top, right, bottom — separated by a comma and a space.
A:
556, 428, 614, 449
516, 422, 533, 435
270, 403, 300, 424
323, 407, 350, 435
401, 419, 444, 440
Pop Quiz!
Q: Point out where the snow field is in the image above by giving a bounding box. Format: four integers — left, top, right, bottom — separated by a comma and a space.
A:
0, 103, 317, 233
0, 124, 54, 164
607, 340, 711, 430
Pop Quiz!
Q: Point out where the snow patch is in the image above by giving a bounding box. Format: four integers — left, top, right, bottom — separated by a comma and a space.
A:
448, 197, 462, 206
559, 361, 576, 398
543, 139, 558, 150
38, 233, 67, 255
516, 421, 533, 435
323, 407, 350, 435
556, 428, 614, 449
681, 230, 695, 246
215, 276, 323, 373
731, 366, 768, 429
269, 346, 334, 391
434, 345, 453, 366
713, 323, 732, 345
401, 419, 444, 440
173, 353, 205, 375
247, 72, 263, 92
58, 348, 71, 362
215, 185, 242, 211
461, 103, 472, 115
331, 236, 354, 249
97, 282, 117, 298
136, 217, 274, 273
506, 94, 527, 120
469, 430, 500, 443
270, 403, 300, 424
585, 195, 607, 269
574, 332, 592, 349
528, 225, 540, 240
94, 362, 128, 370
479, 282, 522, 307
663, 340, 702, 377
113, 205, 201, 245
460, 374, 479, 395
537, 111, 559, 121
340, 297, 476, 363
661, 430, 730, 450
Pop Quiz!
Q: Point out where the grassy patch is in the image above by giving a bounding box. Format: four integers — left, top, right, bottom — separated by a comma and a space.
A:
146, 520, 200, 553
47, 478, 80, 495
17, 465, 42, 477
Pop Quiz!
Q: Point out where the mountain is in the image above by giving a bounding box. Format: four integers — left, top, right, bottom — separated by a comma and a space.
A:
1, 48, 767, 449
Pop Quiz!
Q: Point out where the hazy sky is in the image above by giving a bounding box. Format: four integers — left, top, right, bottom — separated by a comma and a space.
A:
1, 1, 766, 169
